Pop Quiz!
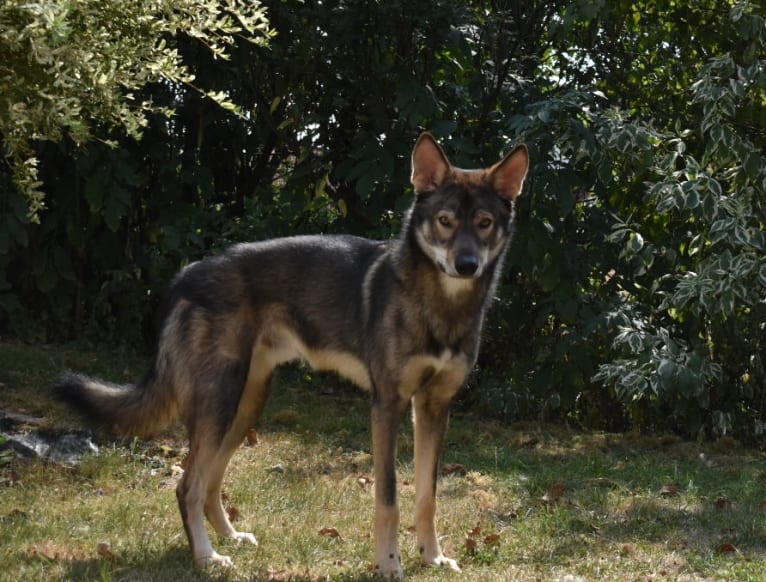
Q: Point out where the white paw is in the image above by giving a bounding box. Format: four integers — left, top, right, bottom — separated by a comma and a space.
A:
430, 554, 461, 572
230, 531, 258, 546
374, 554, 404, 580
197, 551, 233, 568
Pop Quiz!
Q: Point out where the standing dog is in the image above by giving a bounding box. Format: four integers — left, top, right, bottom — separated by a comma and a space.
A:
55, 133, 529, 578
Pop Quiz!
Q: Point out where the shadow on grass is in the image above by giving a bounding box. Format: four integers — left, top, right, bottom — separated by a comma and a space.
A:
60, 548, 402, 582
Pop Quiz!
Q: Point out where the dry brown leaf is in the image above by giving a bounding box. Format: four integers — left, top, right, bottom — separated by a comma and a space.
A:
357, 475, 374, 489
618, 543, 636, 556
246, 428, 259, 446
542, 482, 566, 502
227, 505, 240, 522
464, 537, 478, 554
97, 542, 117, 561
467, 524, 482, 537
758, 500, 766, 512
659, 484, 679, 497
319, 526, 343, 541
716, 543, 739, 554
483, 533, 501, 547
714, 496, 730, 509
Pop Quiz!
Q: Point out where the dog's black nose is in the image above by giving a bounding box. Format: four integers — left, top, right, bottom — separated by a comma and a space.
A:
455, 253, 479, 276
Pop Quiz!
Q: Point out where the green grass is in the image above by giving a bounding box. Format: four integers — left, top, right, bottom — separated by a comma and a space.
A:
1, 340, 765, 581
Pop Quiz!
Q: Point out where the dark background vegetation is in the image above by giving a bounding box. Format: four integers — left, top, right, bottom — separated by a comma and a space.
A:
1, 0, 764, 442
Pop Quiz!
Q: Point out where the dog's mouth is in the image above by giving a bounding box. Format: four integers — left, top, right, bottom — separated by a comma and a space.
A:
438, 259, 484, 279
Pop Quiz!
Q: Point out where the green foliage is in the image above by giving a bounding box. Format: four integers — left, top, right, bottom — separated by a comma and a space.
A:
472, 0, 766, 440
589, 2, 766, 438
1, 0, 765, 441
0, 0, 271, 221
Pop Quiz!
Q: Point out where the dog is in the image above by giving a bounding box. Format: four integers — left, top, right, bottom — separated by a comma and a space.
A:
54, 132, 529, 579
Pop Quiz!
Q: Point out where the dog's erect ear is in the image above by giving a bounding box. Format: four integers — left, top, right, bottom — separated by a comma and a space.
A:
411, 133, 452, 193
488, 144, 529, 202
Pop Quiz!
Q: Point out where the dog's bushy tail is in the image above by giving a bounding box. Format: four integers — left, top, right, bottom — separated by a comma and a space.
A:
54, 365, 176, 438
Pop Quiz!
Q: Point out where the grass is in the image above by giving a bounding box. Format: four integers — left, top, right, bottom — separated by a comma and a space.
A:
1, 340, 765, 581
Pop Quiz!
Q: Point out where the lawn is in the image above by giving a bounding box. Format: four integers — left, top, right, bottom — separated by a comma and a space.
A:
1, 341, 765, 581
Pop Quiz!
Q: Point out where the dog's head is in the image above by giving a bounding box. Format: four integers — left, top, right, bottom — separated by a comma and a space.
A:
409, 132, 529, 279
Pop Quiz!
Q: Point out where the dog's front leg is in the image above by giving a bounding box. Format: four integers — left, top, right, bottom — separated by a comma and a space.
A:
371, 396, 405, 579
412, 389, 461, 572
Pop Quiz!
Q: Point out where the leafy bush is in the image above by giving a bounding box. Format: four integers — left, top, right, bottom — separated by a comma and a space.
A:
1, 0, 764, 441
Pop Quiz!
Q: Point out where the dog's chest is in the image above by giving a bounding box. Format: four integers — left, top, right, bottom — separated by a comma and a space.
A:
395, 347, 471, 401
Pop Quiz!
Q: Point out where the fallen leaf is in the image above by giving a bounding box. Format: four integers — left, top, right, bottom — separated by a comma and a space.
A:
483, 533, 501, 547
542, 482, 566, 502
319, 526, 343, 541
716, 543, 739, 554
246, 428, 259, 446
441, 463, 466, 476
357, 475, 374, 489
227, 505, 240, 522
467, 524, 482, 537
464, 537, 478, 554
618, 543, 636, 556
659, 484, 679, 497
495, 507, 519, 521
758, 500, 766, 512
97, 542, 117, 561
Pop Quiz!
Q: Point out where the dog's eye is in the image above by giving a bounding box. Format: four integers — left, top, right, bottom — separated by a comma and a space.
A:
477, 217, 493, 229
437, 215, 453, 228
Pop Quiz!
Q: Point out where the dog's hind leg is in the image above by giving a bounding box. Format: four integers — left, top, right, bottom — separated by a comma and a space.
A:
177, 356, 270, 567
177, 418, 233, 567
412, 387, 461, 572
202, 369, 273, 547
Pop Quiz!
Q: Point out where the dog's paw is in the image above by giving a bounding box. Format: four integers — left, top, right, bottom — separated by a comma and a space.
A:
429, 554, 461, 572
197, 551, 233, 568
230, 531, 258, 546
375, 564, 404, 580
373, 555, 404, 580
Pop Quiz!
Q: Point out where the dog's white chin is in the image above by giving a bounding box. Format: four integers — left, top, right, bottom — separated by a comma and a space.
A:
438, 271, 477, 297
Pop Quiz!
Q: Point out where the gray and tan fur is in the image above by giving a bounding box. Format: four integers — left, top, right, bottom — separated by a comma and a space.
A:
55, 133, 529, 579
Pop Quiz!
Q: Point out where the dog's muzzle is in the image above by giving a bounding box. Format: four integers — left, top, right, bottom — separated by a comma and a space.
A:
454, 252, 479, 276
